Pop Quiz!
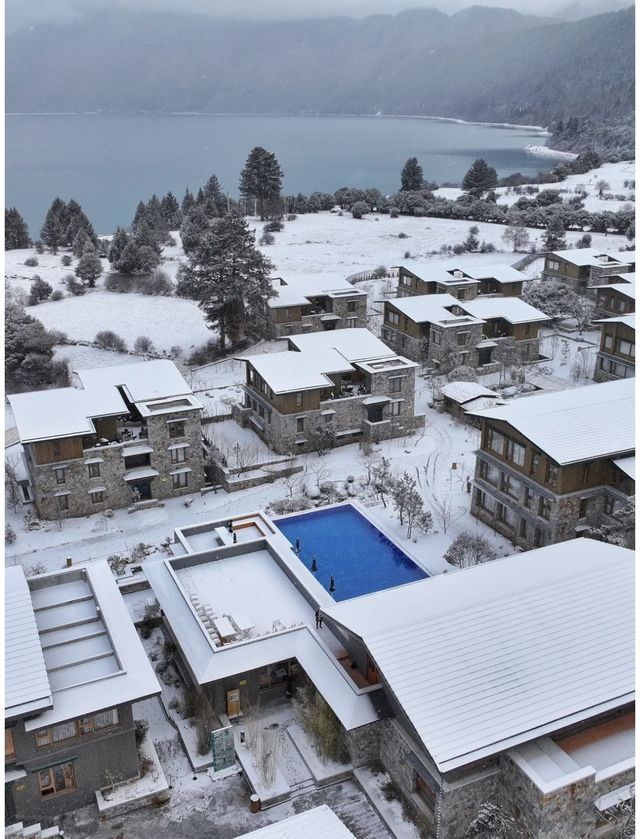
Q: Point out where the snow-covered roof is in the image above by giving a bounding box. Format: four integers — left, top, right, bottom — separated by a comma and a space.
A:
613, 456, 635, 481
8, 387, 127, 444
464, 264, 528, 284
323, 539, 634, 773
592, 274, 636, 299
461, 297, 550, 324
245, 349, 353, 394
470, 378, 634, 464
548, 248, 635, 268
440, 381, 500, 404
389, 294, 485, 327
269, 274, 364, 309
288, 328, 396, 363
595, 314, 636, 329
5, 567, 52, 720
76, 359, 193, 404
21, 562, 160, 730
235, 806, 356, 839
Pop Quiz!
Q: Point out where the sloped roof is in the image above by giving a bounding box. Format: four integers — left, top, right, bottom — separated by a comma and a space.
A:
245, 349, 353, 393
465, 264, 528, 284
462, 297, 550, 324
440, 381, 500, 404
613, 456, 635, 481
269, 274, 364, 308
548, 248, 635, 268
595, 314, 636, 329
8, 387, 127, 444
235, 805, 356, 839
5, 567, 52, 720
75, 359, 193, 404
288, 328, 396, 363
323, 540, 634, 773
470, 378, 634, 464
389, 294, 485, 327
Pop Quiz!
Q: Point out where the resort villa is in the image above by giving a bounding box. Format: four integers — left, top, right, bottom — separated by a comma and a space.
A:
382, 294, 549, 371
5, 562, 160, 823
396, 263, 529, 300
594, 315, 636, 382
541, 248, 635, 293
470, 378, 635, 549
144, 506, 634, 839
7, 360, 205, 520
232, 329, 423, 454
257, 274, 368, 338
592, 272, 635, 318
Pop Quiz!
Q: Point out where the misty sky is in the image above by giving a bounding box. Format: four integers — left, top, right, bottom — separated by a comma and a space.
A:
6, 0, 631, 32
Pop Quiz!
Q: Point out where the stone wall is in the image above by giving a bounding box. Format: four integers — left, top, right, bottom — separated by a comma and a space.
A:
346, 719, 384, 768
145, 408, 205, 500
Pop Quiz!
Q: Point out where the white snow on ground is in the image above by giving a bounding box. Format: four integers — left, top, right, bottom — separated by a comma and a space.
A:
524, 145, 578, 160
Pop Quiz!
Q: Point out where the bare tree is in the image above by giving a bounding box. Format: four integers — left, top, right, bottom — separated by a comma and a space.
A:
370, 457, 394, 508
596, 179, 611, 198
430, 492, 466, 535
5, 457, 21, 513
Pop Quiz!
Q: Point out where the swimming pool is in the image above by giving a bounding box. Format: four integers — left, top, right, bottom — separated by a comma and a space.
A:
275, 504, 427, 601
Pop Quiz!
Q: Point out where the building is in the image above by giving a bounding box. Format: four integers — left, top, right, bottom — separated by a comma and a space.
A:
594, 315, 636, 382
5, 562, 160, 822
7, 360, 205, 520
258, 275, 368, 338
321, 539, 634, 839
439, 381, 502, 424
541, 249, 635, 293
382, 295, 549, 371
469, 379, 634, 549
396, 263, 528, 300
592, 272, 635, 318
232, 329, 423, 454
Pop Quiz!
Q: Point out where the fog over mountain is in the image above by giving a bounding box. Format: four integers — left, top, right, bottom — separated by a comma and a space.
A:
6, 5, 634, 128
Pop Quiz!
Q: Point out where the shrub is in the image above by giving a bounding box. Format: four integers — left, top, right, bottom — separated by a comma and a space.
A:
94, 330, 127, 353
259, 232, 275, 245
188, 339, 220, 366
61, 255, 73, 267
28, 276, 53, 305
351, 201, 369, 219
170, 345, 183, 358
293, 677, 349, 763
24, 256, 39, 267
64, 274, 86, 296
5, 524, 17, 544
136, 268, 173, 296
447, 365, 477, 382
50, 289, 64, 301
286, 213, 297, 221
403, 250, 411, 259
397, 231, 408, 238
134, 335, 154, 354
104, 272, 134, 293
34, 240, 44, 254
389, 207, 400, 218
264, 219, 284, 232
134, 719, 149, 746
452, 243, 466, 255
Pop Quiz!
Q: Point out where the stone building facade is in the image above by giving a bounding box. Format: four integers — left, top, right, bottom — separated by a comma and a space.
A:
396, 264, 527, 300
541, 248, 635, 293
593, 316, 635, 382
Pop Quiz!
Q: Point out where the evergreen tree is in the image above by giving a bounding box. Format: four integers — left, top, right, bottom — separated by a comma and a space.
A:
40, 197, 68, 252
65, 199, 98, 248
462, 159, 498, 197
160, 191, 182, 229
181, 189, 196, 214
543, 214, 567, 250
202, 174, 228, 216
179, 206, 210, 256
5, 207, 32, 250
108, 227, 130, 265
176, 211, 275, 350
132, 201, 150, 232
239, 147, 284, 219
72, 228, 90, 258
464, 225, 480, 252
400, 157, 423, 191
5, 304, 68, 392
134, 219, 162, 255
75, 250, 103, 287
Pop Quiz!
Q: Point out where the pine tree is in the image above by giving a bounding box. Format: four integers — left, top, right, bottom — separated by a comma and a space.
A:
108, 227, 130, 265
202, 174, 228, 216
75, 250, 103, 287
176, 211, 275, 350
40, 197, 68, 253
160, 191, 182, 229
5, 304, 68, 392
65, 199, 97, 248
464, 225, 480, 252
400, 157, 423, 191
239, 147, 284, 219
182, 189, 196, 214
179, 206, 210, 256
543, 215, 567, 250
72, 228, 90, 258
462, 159, 498, 197
5, 208, 32, 250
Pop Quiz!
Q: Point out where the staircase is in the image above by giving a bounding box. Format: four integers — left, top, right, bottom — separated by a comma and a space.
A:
5, 825, 62, 838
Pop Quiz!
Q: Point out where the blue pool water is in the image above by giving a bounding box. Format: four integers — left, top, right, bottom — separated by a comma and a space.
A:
275, 504, 427, 601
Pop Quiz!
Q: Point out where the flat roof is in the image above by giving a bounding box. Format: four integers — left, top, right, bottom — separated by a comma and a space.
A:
75, 359, 194, 404
470, 378, 634, 464
389, 293, 485, 327
235, 805, 356, 839
287, 328, 396, 363
7, 387, 127, 444
461, 297, 550, 325
5, 568, 53, 719
324, 539, 634, 773
464, 264, 528, 284
269, 274, 365, 309
548, 248, 635, 268
20, 562, 160, 730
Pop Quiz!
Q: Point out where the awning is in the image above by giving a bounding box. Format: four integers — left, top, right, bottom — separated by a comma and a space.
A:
5, 768, 27, 784
169, 467, 192, 476
84, 457, 104, 465
122, 445, 154, 457
476, 340, 498, 348
87, 485, 107, 494
168, 442, 191, 450
362, 396, 391, 406
320, 314, 341, 321
124, 467, 159, 482
320, 409, 336, 416
54, 490, 71, 497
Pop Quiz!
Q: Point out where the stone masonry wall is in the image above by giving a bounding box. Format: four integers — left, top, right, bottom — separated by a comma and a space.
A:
145, 408, 204, 500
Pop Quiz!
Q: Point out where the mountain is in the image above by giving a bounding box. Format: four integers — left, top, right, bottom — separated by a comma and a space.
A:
5, 6, 634, 127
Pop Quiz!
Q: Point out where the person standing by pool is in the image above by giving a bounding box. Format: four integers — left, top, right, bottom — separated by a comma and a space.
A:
315, 609, 320, 629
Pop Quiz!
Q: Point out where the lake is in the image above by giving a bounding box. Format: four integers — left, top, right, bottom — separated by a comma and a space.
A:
5, 113, 555, 236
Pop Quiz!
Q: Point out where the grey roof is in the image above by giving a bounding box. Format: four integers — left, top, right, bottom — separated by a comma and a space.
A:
5, 568, 53, 719
470, 379, 634, 464
235, 805, 356, 839
324, 540, 634, 773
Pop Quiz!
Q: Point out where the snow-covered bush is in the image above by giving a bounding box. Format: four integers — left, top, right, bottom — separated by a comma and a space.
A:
447, 365, 477, 383
61, 254, 73, 266
5, 524, 17, 544
50, 289, 64, 301
444, 532, 497, 569
24, 256, 39, 267
64, 273, 86, 296
134, 335, 155, 354
94, 330, 127, 353
259, 231, 275, 245
28, 276, 53, 306
351, 201, 369, 219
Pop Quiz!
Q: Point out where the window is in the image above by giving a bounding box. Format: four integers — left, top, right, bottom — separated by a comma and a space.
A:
603, 333, 614, 350
546, 463, 559, 488
387, 310, 400, 326
347, 300, 357, 312
296, 417, 305, 433
389, 401, 402, 416
90, 490, 104, 504
547, 259, 560, 271
389, 377, 402, 394
168, 421, 186, 439
54, 468, 66, 485
518, 518, 527, 538
456, 331, 470, 347
87, 463, 100, 478
616, 339, 635, 357
346, 317, 357, 328
431, 330, 442, 346
415, 772, 437, 810
578, 498, 588, 519
523, 486, 533, 509
487, 429, 505, 456
538, 497, 552, 520
505, 438, 525, 467
604, 496, 615, 516
324, 413, 333, 423
530, 451, 541, 476
35, 721, 77, 748
495, 503, 509, 523
172, 472, 188, 489
5, 728, 15, 760
500, 473, 519, 499
38, 762, 76, 798
57, 494, 69, 512
80, 708, 119, 733
170, 446, 187, 464
533, 527, 544, 547
295, 393, 303, 407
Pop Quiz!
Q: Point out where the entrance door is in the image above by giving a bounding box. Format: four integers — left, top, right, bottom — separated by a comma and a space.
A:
226, 688, 241, 719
